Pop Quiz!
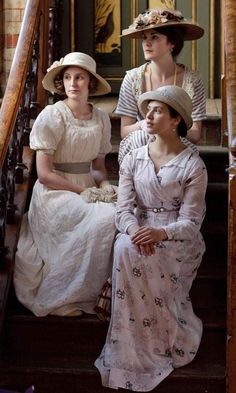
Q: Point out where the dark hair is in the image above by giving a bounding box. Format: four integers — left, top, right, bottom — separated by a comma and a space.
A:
53, 67, 98, 95
168, 105, 187, 137
154, 26, 184, 58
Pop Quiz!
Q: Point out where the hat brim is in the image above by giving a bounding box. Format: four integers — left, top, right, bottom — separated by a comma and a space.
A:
121, 20, 204, 41
42, 64, 111, 96
138, 89, 193, 130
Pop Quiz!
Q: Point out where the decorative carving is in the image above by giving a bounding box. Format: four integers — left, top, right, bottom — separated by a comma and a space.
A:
0, 23, 40, 260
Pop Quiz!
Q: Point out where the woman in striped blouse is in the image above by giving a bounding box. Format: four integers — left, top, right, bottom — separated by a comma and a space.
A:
116, 8, 206, 164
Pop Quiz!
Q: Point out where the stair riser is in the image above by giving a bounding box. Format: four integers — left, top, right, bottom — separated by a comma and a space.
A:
191, 277, 226, 309
0, 369, 225, 393
3, 321, 225, 363
202, 236, 227, 267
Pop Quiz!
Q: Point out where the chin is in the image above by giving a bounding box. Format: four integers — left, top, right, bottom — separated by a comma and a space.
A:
146, 127, 155, 134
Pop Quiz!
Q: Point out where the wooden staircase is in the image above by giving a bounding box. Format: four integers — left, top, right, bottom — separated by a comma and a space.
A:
0, 106, 228, 392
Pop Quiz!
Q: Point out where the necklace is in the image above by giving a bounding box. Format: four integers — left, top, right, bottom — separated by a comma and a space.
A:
148, 63, 177, 90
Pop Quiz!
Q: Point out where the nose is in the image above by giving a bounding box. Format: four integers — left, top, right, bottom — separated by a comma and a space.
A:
142, 37, 152, 47
146, 108, 154, 119
145, 37, 152, 46
70, 77, 77, 86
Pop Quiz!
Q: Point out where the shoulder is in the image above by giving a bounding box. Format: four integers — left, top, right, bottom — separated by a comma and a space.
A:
92, 105, 110, 122
34, 102, 64, 124
181, 64, 203, 84
124, 144, 147, 162
125, 63, 147, 80
186, 148, 207, 172
180, 65, 205, 100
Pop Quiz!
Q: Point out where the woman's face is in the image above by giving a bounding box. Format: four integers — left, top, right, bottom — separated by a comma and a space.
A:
145, 100, 180, 136
141, 30, 174, 61
63, 66, 90, 99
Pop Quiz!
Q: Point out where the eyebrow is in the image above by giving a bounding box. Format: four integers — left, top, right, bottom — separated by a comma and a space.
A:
147, 104, 163, 109
64, 71, 86, 76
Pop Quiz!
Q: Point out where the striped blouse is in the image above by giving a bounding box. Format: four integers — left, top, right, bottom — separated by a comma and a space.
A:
116, 62, 206, 123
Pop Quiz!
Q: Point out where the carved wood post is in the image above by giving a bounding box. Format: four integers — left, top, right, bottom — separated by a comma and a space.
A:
223, 1, 236, 393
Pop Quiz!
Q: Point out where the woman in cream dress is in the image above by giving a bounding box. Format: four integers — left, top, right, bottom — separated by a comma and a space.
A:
14, 52, 117, 317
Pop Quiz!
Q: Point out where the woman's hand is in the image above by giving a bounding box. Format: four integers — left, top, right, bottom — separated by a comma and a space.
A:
127, 225, 157, 256
100, 181, 118, 194
131, 226, 167, 245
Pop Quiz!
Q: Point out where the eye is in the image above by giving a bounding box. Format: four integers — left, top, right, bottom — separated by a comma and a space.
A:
151, 33, 160, 40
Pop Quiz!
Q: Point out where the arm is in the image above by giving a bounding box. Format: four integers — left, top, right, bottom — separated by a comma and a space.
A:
187, 120, 202, 144
36, 151, 85, 194
186, 70, 206, 144
91, 156, 109, 187
91, 109, 117, 192
116, 154, 159, 256
115, 70, 143, 139
130, 156, 207, 249
163, 157, 208, 240
115, 154, 139, 233
120, 116, 146, 139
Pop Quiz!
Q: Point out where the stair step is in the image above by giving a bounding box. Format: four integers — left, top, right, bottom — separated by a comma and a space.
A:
191, 274, 226, 309
0, 359, 225, 393
3, 307, 225, 359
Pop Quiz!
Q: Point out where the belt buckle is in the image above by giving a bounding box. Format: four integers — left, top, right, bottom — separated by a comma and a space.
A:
153, 207, 165, 213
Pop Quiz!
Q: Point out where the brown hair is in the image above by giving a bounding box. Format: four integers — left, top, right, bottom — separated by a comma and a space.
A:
154, 26, 184, 58
53, 67, 98, 95
168, 105, 187, 137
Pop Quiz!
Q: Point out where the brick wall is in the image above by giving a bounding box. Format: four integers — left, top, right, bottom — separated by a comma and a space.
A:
0, 0, 26, 94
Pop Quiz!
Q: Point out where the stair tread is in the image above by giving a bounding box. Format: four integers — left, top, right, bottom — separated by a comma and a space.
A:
0, 355, 225, 377
5, 305, 226, 325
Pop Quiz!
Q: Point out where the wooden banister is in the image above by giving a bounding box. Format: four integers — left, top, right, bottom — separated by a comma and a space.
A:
0, 0, 50, 340
223, 1, 236, 393
0, 0, 47, 166
223, 1, 236, 160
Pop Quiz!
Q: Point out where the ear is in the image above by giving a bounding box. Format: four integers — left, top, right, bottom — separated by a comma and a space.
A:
173, 115, 181, 126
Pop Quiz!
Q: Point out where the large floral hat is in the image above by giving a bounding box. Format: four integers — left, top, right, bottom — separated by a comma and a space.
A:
121, 9, 204, 40
42, 52, 111, 96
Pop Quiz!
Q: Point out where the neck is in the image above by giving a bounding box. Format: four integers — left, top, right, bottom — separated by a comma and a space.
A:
65, 98, 92, 119
151, 133, 183, 154
148, 60, 177, 90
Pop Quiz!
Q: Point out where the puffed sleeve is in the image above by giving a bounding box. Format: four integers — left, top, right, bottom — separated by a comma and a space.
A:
97, 109, 112, 156
163, 156, 208, 240
30, 104, 65, 152
115, 152, 139, 233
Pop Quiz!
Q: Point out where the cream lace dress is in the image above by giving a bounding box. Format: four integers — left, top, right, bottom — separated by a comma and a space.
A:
14, 101, 116, 317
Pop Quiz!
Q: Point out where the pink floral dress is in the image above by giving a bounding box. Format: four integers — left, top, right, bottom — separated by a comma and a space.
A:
95, 144, 208, 391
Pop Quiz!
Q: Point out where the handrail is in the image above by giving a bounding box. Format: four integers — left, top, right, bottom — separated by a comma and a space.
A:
0, 0, 41, 166
223, 1, 236, 393
0, 0, 50, 338
223, 0, 236, 161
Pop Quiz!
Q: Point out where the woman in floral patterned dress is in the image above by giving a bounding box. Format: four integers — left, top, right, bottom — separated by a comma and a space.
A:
95, 85, 208, 391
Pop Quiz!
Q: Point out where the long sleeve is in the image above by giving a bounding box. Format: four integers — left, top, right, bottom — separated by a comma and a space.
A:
115, 153, 139, 233
162, 158, 208, 240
